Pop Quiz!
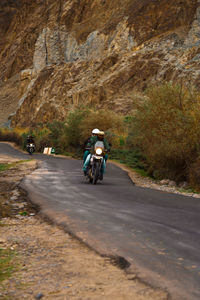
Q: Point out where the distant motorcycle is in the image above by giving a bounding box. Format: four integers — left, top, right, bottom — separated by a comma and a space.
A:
86, 141, 106, 184
26, 143, 35, 155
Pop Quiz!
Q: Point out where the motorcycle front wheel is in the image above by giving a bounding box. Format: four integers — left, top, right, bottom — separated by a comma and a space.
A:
89, 168, 93, 183
93, 162, 100, 184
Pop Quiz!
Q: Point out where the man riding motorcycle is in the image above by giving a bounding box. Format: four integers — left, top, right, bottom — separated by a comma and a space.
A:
83, 128, 100, 163
83, 131, 110, 177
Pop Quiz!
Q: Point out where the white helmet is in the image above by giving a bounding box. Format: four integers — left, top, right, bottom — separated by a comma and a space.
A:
92, 128, 100, 134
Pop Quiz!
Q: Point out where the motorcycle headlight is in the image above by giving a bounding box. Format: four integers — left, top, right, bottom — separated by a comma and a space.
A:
96, 148, 102, 155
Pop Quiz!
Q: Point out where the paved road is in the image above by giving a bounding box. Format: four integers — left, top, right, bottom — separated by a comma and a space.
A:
1, 142, 200, 300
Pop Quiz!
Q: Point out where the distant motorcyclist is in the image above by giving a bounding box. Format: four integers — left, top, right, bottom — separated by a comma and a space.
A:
26, 135, 34, 144
26, 135, 35, 154
83, 128, 100, 163
83, 131, 110, 176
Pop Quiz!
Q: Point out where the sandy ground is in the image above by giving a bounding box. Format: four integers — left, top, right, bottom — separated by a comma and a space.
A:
0, 156, 168, 300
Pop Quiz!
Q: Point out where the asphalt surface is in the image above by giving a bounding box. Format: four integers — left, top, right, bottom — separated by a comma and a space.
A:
0, 142, 200, 300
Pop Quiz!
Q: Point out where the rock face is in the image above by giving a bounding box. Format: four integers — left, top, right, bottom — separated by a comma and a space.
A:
0, 0, 199, 127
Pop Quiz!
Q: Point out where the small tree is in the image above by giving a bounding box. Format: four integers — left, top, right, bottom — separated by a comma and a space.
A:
64, 109, 89, 151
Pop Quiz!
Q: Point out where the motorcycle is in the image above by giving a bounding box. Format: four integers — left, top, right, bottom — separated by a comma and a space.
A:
86, 141, 106, 184
26, 143, 35, 155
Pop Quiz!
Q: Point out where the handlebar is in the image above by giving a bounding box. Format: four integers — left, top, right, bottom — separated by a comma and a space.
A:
85, 148, 110, 153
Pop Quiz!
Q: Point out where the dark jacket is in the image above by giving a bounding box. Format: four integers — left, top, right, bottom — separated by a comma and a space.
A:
83, 136, 92, 151
27, 137, 34, 144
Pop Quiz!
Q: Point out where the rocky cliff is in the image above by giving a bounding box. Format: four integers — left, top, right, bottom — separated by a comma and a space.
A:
0, 0, 199, 127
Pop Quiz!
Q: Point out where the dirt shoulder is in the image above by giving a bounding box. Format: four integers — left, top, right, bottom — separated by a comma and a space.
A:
110, 161, 200, 199
0, 157, 168, 300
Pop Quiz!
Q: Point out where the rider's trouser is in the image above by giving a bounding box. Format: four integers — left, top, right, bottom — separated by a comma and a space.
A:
83, 150, 90, 163
83, 154, 106, 174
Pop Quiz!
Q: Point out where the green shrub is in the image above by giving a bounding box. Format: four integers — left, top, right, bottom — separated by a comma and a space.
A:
109, 148, 147, 170
0, 248, 16, 282
129, 83, 200, 181
35, 134, 51, 152
0, 163, 11, 172
79, 109, 126, 148
189, 158, 200, 192
47, 121, 65, 145
0, 128, 22, 146
64, 108, 89, 152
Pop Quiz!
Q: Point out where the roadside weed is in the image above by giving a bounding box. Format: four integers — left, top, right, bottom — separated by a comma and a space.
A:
0, 248, 16, 283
